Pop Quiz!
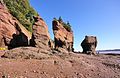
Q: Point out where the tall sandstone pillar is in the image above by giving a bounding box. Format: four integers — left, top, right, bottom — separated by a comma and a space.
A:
52, 19, 74, 52
30, 16, 51, 50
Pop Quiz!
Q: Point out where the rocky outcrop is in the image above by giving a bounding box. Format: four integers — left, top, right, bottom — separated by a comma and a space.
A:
0, 1, 31, 49
2, 47, 51, 59
81, 36, 97, 55
52, 20, 74, 52
30, 16, 51, 50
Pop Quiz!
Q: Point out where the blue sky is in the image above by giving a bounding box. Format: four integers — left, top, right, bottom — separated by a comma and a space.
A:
30, 0, 120, 51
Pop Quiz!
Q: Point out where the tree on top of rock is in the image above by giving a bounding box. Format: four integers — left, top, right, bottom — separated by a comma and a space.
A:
53, 17, 72, 32
58, 16, 63, 23
3, 0, 38, 32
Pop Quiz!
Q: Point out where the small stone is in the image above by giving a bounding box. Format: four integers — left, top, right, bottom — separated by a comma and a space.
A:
97, 73, 100, 76
32, 70, 38, 73
91, 69, 94, 71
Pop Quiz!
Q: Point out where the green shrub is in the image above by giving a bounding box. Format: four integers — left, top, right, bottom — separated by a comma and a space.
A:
3, 0, 38, 32
63, 21, 71, 32
53, 17, 57, 21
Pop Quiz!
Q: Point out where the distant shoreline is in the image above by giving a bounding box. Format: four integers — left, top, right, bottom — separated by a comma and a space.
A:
97, 49, 120, 54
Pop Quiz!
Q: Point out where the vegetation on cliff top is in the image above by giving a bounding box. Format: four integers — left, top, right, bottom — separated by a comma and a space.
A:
53, 17, 72, 32
3, 0, 38, 32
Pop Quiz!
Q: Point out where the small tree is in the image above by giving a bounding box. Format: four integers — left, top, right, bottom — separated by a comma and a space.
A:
67, 21, 71, 27
53, 17, 57, 21
58, 16, 63, 23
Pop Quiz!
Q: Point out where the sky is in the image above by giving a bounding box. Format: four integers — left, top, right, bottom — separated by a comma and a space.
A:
30, 0, 120, 51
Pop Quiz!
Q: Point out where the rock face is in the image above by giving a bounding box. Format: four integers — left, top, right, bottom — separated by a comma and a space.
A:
81, 36, 97, 55
52, 20, 74, 52
30, 16, 51, 50
0, 0, 51, 51
48, 39, 54, 50
0, 1, 31, 49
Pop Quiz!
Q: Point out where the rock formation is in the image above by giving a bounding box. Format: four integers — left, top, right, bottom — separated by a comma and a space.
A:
0, 1, 31, 49
52, 19, 74, 52
81, 36, 97, 55
30, 16, 51, 50
0, 0, 52, 51
2, 47, 51, 59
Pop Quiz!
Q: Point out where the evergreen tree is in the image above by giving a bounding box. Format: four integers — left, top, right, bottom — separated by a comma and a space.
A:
58, 16, 63, 23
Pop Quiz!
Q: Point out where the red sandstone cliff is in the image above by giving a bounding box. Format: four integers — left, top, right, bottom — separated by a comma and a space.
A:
0, 1, 31, 49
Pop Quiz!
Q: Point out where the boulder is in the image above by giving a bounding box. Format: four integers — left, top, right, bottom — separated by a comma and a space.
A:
0, 1, 31, 49
30, 16, 51, 50
81, 36, 97, 55
52, 20, 74, 52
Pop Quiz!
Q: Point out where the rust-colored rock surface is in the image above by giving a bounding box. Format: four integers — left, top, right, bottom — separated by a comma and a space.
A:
0, 1, 31, 49
81, 36, 97, 55
30, 16, 51, 50
0, 50, 120, 78
52, 20, 74, 52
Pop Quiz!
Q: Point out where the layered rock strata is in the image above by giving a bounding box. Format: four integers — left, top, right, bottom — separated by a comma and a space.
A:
52, 20, 74, 52
30, 16, 51, 50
